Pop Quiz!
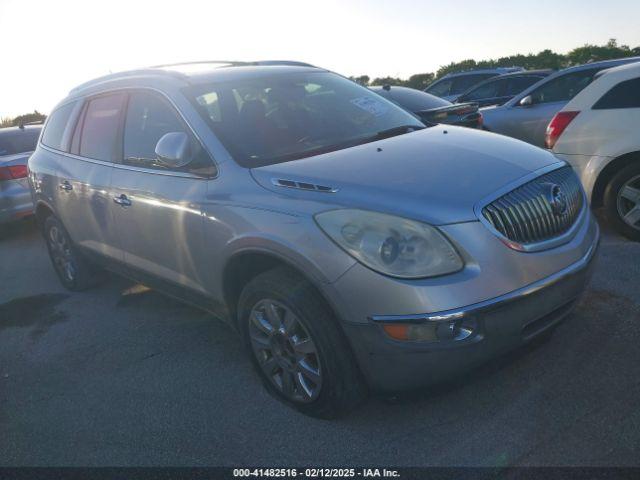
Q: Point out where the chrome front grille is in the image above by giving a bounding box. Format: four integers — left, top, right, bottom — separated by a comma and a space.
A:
482, 166, 584, 246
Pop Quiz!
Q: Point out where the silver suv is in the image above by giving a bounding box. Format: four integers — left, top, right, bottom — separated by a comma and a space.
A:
29, 62, 599, 418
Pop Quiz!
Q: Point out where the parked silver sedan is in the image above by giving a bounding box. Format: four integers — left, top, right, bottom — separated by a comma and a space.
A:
0, 125, 41, 224
481, 57, 640, 147
29, 62, 599, 418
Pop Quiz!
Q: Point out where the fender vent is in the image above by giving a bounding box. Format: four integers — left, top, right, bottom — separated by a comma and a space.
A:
271, 178, 338, 193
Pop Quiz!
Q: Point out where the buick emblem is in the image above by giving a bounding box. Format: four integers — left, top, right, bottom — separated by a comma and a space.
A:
543, 183, 568, 216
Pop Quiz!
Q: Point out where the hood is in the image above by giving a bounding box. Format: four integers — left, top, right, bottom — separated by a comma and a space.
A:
250, 126, 561, 224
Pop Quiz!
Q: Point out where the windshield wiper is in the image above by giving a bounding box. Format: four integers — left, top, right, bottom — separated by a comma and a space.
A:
373, 124, 426, 140
252, 125, 426, 166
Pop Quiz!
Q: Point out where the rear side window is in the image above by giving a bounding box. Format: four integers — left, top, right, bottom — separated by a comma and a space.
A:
79, 93, 126, 162
460, 78, 506, 101
41, 102, 76, 151
425, 79, 453, 97
504, 76, 542, 96
593, 77, 640, 109
451, 74, 497, 95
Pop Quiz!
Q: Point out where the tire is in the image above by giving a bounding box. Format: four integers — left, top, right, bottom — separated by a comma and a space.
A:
238, 266, 367, 419
603, 162, 640, 242
43, 215, 102, 291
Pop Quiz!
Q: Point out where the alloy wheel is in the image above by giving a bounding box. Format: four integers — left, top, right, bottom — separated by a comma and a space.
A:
616, 174, 640, 231
248, 299, 322, 403
48, 225, 76, 282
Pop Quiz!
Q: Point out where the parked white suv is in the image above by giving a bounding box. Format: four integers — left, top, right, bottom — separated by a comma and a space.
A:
547, 62, 640, 241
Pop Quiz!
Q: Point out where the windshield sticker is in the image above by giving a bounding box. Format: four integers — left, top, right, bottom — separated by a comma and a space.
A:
350, 97, 389, 117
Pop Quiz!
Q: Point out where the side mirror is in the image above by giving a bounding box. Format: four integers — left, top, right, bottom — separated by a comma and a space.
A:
519, 95, 534, 107
155, 132, 191, 168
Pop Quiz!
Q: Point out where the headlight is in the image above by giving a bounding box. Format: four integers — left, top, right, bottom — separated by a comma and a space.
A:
315, 209, 463, 279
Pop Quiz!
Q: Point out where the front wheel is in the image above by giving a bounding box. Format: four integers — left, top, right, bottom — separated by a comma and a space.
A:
238, 267, 366, 418
603, 163, 640, 242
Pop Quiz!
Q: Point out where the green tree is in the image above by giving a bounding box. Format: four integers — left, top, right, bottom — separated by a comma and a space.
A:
405, 73, 435, 90
566, 38, 634, 65
12, 110, 46, 126
370, 76, 405, 86
435, 59, 477, 79
350, 75, 370, 86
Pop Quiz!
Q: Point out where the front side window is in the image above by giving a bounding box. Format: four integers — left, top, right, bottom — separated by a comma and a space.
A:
529, 69, 600, 105
186, 72, 424, 168
593, 77, 640, 109
123, 91, 214, 174
79, 93, 125, 162
41, 101, 76, 151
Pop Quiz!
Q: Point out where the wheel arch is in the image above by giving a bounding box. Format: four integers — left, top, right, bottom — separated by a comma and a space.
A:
34, 200, 56, 229
592, 151, 640, 208
221, 248, 344, 327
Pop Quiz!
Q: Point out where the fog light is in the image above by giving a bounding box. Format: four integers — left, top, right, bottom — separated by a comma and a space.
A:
382, 318, 476, 342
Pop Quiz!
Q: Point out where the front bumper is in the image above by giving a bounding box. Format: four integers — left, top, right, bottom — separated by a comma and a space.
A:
339, 220, 600, 392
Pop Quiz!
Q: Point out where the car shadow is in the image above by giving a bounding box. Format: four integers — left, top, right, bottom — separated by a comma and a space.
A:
0, 216, 37, 241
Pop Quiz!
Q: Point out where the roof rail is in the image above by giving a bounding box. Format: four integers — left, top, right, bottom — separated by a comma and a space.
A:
150, 60, 249, 68
150, 59, 316, 69
69, 60, 318, 95
69, 68, 189, 95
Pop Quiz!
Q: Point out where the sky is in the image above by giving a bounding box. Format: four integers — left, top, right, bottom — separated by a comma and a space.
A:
1, 0, 639, 118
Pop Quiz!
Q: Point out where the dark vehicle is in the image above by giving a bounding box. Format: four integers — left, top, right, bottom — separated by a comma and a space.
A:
424, 67, 524, 101
0, 124, 42, 223
455, 70, 553, 107
371, 85, 482, 129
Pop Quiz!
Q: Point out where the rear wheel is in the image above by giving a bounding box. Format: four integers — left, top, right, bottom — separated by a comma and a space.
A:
43, 215, 102, 291
603, 163, 640, 241
238, 267, 366, 418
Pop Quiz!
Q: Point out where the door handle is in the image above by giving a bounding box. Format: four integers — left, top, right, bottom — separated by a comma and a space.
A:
113, 194, 132, 207
59, 181, 73, 191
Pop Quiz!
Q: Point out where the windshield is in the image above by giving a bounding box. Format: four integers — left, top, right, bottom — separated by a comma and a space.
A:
185, 71, 424, 167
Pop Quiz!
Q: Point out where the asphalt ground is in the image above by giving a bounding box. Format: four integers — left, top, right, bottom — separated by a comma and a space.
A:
1, 213, 639, 467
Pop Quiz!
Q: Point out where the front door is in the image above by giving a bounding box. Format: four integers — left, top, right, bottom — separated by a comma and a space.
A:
110, 90, 215, 296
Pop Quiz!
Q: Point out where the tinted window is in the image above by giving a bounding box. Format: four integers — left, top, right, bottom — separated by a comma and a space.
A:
187, 71, 423, 168
460, 78, 506, 101
41, 102, 76, 151
593, 77, 640, 109
530, 69, 600, 105
504, 76, 543, 96
0, 128, 40, 156
425, 79, 453, 97
124, 91, 214, 174
79, 94, 125, 162
450, 74, 497, 95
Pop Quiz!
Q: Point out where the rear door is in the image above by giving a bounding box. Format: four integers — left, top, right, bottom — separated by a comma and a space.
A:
54, 93, 125, 261
110, 90, 215, 295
